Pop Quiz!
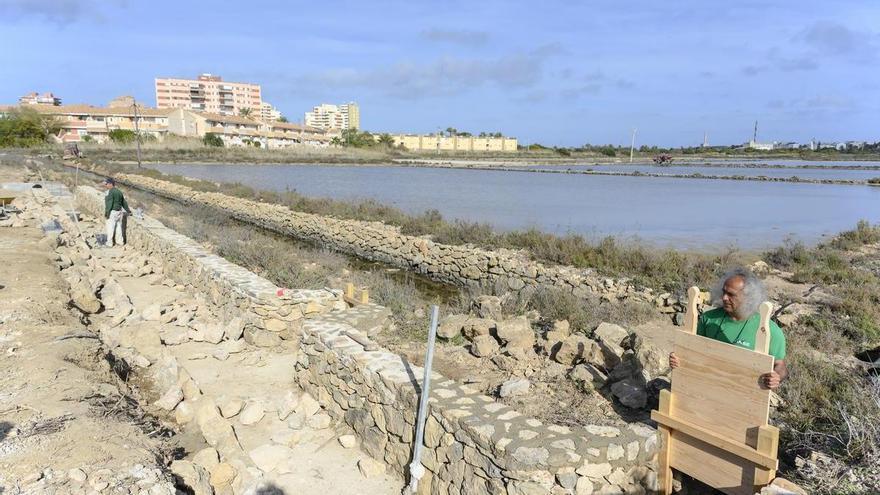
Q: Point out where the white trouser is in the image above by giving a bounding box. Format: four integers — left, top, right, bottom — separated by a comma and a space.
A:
105, 210, 125, 246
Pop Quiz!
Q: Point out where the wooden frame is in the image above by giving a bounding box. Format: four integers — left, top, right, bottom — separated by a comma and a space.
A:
343, 282, 370, 306
652, 286, 779, 495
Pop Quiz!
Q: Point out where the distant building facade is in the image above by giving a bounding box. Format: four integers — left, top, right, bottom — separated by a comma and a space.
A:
19, 92, 61, 106
155, 73, 262, 116
260, 101, 282, 122
391, 134, 517, 152
0, 104, 171, 143
167, 109, 330, 148
304, 102, 359, 130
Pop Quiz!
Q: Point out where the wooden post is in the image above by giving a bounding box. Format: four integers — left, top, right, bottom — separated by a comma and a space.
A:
360, 289, 369, 304
683, 286, 700, 334
756, 301, 773, 355
345, 283, 355, 300
753, 425, 779, 487
658, 389, 674, 494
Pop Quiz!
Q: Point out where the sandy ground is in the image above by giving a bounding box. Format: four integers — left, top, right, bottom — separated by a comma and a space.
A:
0, 225, 177, 493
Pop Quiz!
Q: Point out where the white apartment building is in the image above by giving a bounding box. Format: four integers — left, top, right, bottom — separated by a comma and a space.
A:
304, 102, 360, 130
19, 92, 61, 106
260, 101, 282, 122
155, 73, 262, 117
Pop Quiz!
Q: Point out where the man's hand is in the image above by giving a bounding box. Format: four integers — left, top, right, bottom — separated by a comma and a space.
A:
760, 371, 781, 390
669, 352, 680, 369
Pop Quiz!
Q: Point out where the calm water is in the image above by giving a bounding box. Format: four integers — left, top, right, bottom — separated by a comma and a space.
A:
148, 163, 880, 251
526, 164, 880, 180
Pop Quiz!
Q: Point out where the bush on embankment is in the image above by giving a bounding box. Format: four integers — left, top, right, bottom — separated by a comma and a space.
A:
764, 221, 880, 493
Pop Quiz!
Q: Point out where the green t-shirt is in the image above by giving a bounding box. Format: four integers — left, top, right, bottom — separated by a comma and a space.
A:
697, 307, 786, 360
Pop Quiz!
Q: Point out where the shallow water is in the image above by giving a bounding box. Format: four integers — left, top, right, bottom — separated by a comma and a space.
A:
147, 163, 880, 251
526, 164, 880, 181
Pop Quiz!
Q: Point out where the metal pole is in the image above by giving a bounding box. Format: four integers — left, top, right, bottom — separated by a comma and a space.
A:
630, 127, 637, 163
133, 99, 142, 168
408, 305, 440, 494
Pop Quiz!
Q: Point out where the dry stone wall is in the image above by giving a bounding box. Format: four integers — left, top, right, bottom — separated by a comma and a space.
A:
76, 186, 343, 343
105, 172, 668, 306
297, 317, 658, 494
76, 182, 660, 494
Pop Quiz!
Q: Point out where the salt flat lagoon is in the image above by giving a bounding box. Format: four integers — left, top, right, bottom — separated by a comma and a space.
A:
148, 162, 880, 251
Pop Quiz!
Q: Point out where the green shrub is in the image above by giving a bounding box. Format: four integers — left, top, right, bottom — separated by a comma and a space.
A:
108, 129, 137, 143
203, 133, 224, 147
0, 107, 59, 147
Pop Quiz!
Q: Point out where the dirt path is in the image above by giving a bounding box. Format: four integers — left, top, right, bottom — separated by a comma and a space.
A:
0, 224, 177, 494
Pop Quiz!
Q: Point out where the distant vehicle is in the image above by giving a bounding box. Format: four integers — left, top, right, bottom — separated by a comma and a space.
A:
653, 154, 674, 165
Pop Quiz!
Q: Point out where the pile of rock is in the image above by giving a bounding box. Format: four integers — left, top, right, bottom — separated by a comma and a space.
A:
548, 322, 667, 410
19, 465, 176, 495
438, 295, 668, 411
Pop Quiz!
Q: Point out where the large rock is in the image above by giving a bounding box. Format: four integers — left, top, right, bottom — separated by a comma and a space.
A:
239, 401, 265, 425
358, 457, 386, 479
499, 378, 531, 398
244, 326, 281, 348
570, 363, 608, 389
476, 295, 503, 321
462, 318, 495, 340
224, 317, 245, 341
249, 444, 294, 473
552, 335, 600, 365
593, 322, 629, 369
294, 393, 320, 417
202, 323, 225, 344
437, 314, 469, 339
471, 334, 501, 358
170, 460, 212, 495
610, 377, 647, 409
496, 317, 535, 350
70, 284, 102, 314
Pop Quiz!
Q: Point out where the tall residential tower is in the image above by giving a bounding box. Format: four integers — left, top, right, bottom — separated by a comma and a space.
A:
155, 73, 262, 116
304, 102, 359, 130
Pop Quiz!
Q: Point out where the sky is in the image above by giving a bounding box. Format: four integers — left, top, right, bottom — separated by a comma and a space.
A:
1, 0, 878, 147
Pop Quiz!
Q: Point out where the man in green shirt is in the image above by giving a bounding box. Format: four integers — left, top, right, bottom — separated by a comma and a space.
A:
669, 268, 788, 389
102, 177, 130, 247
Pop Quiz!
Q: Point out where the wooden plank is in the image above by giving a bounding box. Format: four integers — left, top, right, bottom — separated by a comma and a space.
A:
671, 428, 757, 495
651, 410, 777, 469
683, 286, 701, 334
670, 331, 774, 446
657, 389, 674, 495
753, 425, 779, 486
755, 302, 773, 355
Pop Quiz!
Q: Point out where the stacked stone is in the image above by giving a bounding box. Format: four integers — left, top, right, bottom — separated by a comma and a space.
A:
296, 319, 658, 494
75, 187, 343, 342
107, 173, 659, 305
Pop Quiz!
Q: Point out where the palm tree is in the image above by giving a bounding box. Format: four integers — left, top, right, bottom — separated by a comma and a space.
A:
239, 108, 253, 118
377, 134, 395, 148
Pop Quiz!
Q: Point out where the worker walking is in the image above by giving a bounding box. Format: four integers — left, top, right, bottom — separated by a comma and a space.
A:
102, 177, 130, 247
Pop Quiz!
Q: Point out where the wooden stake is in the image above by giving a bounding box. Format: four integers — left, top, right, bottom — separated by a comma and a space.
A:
658, 389, 674, 495
683, 286, 700, 334
756, 301, 773, 355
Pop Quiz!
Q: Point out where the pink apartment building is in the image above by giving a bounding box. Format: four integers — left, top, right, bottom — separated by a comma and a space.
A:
154, 73, 262, 116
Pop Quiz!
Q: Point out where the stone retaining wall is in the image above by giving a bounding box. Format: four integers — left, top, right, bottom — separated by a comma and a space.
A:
297, 318, 657, 494
101, 171, 667, 306
76, 186, 343, 342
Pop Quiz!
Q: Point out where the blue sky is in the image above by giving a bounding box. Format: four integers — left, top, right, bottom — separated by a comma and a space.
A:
1, 0, 878, 146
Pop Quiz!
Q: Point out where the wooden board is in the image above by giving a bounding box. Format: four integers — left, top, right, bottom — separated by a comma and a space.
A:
668, 331, 775, 493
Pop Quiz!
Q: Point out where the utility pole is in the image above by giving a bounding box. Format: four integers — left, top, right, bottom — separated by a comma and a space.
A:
629, 128, 637, 163
753, 120, 758, 143
132, 99, 142, 168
